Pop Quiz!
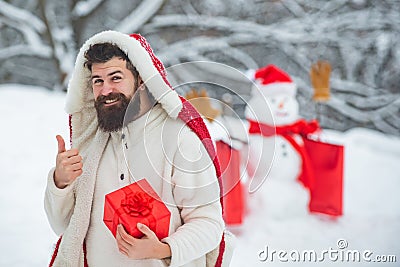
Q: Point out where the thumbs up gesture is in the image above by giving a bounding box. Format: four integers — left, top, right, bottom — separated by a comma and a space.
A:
54, 135, 83, 189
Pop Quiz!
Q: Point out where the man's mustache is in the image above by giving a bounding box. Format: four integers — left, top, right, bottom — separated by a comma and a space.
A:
95, 93, 127, 105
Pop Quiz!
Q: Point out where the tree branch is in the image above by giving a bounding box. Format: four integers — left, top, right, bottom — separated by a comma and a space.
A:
0, 44, 51, 60
280, 0, 306, 17
114, 0, 165, 33
0, 0, 45, 33
0, 13, 51, 58
72, 0, 105, 18
38, 0, 76, 89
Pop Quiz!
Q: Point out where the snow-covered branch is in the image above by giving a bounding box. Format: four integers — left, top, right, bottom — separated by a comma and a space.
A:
0, 0, 46, 33
280, 0, 306, 17
330, 79, 379, 97
0, 8, 51, 59
72, 0, 105, 17
114, 0, 165, 33
182, 1, 200, 15
219, 47, 259, 69
143, 14, 275, 36
341, 93, 396, 110
157, 35, 259, 69
144, 12, 393, 41
0, 44, 51, 60
372, 109, 400, 135
39, 0, 76, 88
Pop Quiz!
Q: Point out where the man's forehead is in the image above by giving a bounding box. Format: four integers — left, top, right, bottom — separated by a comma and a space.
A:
91, 57, 126, 75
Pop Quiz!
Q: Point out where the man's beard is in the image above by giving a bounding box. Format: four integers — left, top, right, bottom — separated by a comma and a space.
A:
94, 92, 141, 132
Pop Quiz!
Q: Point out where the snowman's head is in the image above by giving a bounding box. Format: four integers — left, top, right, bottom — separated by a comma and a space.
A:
267, 94, 299, 125
245, 65, 299, 126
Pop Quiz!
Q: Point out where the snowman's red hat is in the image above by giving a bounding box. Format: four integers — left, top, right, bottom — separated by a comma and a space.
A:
253, 64, 297, 97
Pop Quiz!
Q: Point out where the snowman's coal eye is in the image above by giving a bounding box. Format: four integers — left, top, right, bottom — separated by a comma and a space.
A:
271, 98, 276, 103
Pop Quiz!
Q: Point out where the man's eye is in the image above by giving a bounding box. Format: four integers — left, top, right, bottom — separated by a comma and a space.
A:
112, 76, 122, 81
93, 79, 103, 85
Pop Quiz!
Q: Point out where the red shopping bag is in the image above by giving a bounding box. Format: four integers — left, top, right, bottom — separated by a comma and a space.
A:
303, 137, 344, 216
216, 141, 245, 225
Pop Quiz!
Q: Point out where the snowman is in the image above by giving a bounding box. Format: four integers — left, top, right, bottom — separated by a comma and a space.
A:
244, 64, 312, 218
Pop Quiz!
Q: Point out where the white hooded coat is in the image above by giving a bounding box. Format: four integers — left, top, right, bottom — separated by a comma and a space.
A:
44, 31, 225, 267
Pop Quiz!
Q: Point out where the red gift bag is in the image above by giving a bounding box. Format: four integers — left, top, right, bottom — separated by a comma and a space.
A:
216, 141, 245, 225
103, 179, 171, 239
303, 137, 344, 216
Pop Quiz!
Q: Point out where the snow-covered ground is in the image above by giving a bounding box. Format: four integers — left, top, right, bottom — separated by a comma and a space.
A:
0, 85, 399, 266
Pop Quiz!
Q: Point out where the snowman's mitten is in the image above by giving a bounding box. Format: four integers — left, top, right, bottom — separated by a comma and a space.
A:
310, 61, 331, 102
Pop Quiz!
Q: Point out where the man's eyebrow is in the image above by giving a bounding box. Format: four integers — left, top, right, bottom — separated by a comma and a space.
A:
91, 70, 123, 80
108, 70, 123, 77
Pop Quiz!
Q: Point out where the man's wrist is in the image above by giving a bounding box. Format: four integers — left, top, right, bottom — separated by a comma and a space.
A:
156, 242, 171, 259
53, 172, 68, 189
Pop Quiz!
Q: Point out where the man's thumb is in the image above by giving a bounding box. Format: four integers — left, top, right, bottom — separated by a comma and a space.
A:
56, 135, 66, 153
137, 223, 155, 238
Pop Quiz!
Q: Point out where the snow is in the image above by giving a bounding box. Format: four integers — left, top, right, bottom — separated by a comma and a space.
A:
0, 85, 68, 266
0, 85, 399, 266
232, 127, 400, 266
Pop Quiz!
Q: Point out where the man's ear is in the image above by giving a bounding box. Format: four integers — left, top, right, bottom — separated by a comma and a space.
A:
138, 75, 144, 85
137, 75, 147, 91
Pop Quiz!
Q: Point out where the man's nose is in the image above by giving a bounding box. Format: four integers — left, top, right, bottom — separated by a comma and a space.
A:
99, 81, 114, 96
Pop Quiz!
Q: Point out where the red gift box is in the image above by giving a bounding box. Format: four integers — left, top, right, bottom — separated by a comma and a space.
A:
103, 179, 171, 239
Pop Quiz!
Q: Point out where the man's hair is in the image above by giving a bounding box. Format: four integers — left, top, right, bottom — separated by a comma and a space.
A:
84, 42, 139, 79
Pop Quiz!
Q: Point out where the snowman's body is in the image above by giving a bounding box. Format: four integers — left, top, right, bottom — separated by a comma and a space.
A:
245, 65, 308, 218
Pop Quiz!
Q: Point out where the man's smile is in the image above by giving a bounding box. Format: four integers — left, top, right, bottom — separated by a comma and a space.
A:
104, 97, 120, 106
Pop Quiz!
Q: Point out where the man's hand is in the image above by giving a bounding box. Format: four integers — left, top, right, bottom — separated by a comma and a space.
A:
54, 135, 83, 189
116, 223, 171, 260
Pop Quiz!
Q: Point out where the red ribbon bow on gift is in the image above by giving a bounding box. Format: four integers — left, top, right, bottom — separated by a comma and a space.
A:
248, 119, 321, 190
121, 192, 154, 217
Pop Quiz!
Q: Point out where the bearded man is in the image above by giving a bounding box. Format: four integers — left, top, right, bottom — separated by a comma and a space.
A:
44, 31, 231, 267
